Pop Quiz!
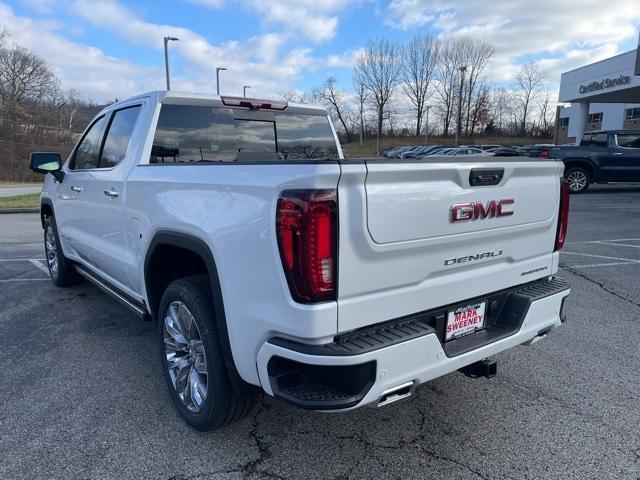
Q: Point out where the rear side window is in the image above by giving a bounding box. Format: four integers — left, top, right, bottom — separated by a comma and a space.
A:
71, 115, 107, 170
617, 134, 640, 148
152, 106, 240, 163
150, 105, 338, 164
100, 106, 142, 168
581, 133, 607, 147
276, 114, 339, 160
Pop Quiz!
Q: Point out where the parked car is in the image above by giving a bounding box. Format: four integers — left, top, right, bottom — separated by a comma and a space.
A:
416, 146, 450, 157
491, 147, 522, 157
553, 130, 640, 193
452, 147, 491, 156
387, 146, 417, 158
423, 147, 455, 156
400, 145, 438, 159
428, 147, 491, 157
382, 147, 398, 157
477, 144, 503, 151
28, 90, 570, 431
420, 146, 456, 157
520, 145, 555, 159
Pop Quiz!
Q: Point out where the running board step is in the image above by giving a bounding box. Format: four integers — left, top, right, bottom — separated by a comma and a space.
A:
75, 265, 150, 321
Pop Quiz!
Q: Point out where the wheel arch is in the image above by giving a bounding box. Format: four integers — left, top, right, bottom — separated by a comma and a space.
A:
562, 159, 596, 181
144, 230, 250, 393
40, 197, 54, 229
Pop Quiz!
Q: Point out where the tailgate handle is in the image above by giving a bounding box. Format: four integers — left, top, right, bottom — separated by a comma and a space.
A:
470, 168, 504, 187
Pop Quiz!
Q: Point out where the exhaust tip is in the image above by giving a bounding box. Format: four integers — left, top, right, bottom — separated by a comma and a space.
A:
377, 381, 414, 407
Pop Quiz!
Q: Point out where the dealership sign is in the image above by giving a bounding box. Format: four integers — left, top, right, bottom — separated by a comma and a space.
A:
579, 75, 631, 94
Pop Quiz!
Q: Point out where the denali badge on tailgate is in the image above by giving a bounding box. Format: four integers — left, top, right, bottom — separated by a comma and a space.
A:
444, 250, 503, 266
450, 199, 514, 223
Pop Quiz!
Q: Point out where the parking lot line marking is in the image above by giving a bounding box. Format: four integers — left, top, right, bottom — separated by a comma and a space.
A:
568, 238, 640, 244
0, 278, 49, 282
568, 262, 636, 269
560, 251, 640, 263
0, 258, 46, 262
600, 242, 640, 249
29, 259, 50, 277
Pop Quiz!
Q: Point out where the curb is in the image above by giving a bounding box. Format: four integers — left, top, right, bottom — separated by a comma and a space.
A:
0, 208, 39, 214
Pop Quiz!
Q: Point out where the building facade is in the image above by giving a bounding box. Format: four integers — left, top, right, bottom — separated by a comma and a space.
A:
555, 45, 640, 144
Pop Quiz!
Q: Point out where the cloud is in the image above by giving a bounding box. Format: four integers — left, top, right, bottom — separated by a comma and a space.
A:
384, 0, 640, 86
66, 0, 316, 97
0, 4, 160, 101
184, 0, 224, 8
19, 0, 58, 15
245, 0, 356, 42
66, 0, 360, 98
322, 48, 363, 69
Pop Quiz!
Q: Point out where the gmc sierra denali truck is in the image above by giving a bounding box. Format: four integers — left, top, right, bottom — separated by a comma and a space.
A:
555, 130, 640, 193
29, 91, 571, 431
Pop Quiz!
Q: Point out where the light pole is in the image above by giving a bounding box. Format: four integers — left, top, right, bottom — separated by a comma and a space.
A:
163, 36, 179, 90
455, 65, 467, 146
424, 105, 431, 145
216, 67, 227, 95
243, 85, 252, 97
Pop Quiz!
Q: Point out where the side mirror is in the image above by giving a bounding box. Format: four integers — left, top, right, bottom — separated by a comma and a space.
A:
29, 152, 64, 182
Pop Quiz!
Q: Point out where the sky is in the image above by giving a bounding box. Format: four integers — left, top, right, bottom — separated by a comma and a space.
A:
1, 0, 639, 103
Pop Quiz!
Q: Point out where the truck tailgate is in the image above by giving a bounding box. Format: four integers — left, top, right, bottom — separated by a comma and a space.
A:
336, 157, 564, 333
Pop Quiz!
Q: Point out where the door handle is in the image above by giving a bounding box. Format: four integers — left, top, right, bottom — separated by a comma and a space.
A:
70, 185, 83, 193
613, 152, 623, 155
104, 189, 120, 198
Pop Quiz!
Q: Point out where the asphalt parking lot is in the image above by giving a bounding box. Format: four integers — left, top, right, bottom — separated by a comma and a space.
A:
1, 185, 639, 480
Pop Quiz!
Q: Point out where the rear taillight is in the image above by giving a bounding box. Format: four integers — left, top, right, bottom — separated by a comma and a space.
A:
276, 190, 337, 303
539, 150, 550, 158
554, 178, 570, 251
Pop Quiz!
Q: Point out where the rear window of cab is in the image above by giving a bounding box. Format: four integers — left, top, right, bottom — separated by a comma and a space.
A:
150, 105, 339, 163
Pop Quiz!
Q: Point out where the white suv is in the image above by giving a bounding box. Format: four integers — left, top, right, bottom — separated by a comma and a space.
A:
29, 91, 571, 430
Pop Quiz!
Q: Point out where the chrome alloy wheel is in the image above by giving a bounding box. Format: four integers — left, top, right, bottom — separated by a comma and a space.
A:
163, 301, 208, 412
44, 224, 59, 278
567, 170, 587, 192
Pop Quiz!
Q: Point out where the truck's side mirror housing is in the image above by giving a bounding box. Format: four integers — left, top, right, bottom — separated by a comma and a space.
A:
29, 152, 64, 182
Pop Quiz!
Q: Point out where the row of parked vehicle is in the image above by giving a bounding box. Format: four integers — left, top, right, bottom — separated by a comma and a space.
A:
383, 144, 554, 160
382, 129, 640, 193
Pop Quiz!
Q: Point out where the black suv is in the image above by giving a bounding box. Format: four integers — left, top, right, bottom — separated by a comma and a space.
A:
554, 130, 640, 193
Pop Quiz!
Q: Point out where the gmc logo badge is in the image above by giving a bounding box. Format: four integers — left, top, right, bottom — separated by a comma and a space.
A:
450, 199, 514, 223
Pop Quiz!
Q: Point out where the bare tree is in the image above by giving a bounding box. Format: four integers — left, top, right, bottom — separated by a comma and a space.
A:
0, 33, 107, 182
0, 46, 56, 104
536, 91, 554, 137
64, 88, 82, 130
279, 89, 303, 102
353, 72, 369, 145
0, 42, 58, 179
461, 38, 494, 135
468, 84, 490, 135
354, 38, 401, 153
401, 34, 439, 136
435, 38, 466, 137
514, 61, 545, 135
318, 76, 352, 142
490, 87, 513, 134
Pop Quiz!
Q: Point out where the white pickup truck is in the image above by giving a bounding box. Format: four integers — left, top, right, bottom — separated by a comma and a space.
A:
29, 91, 571, 430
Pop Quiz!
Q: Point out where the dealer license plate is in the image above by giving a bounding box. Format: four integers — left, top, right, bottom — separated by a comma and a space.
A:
445, 301, 486, 341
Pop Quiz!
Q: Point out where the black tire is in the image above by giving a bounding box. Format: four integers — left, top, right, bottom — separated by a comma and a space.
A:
564, 167, 590, 194
43, 215, 82, 287
157, 275, 258, 431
